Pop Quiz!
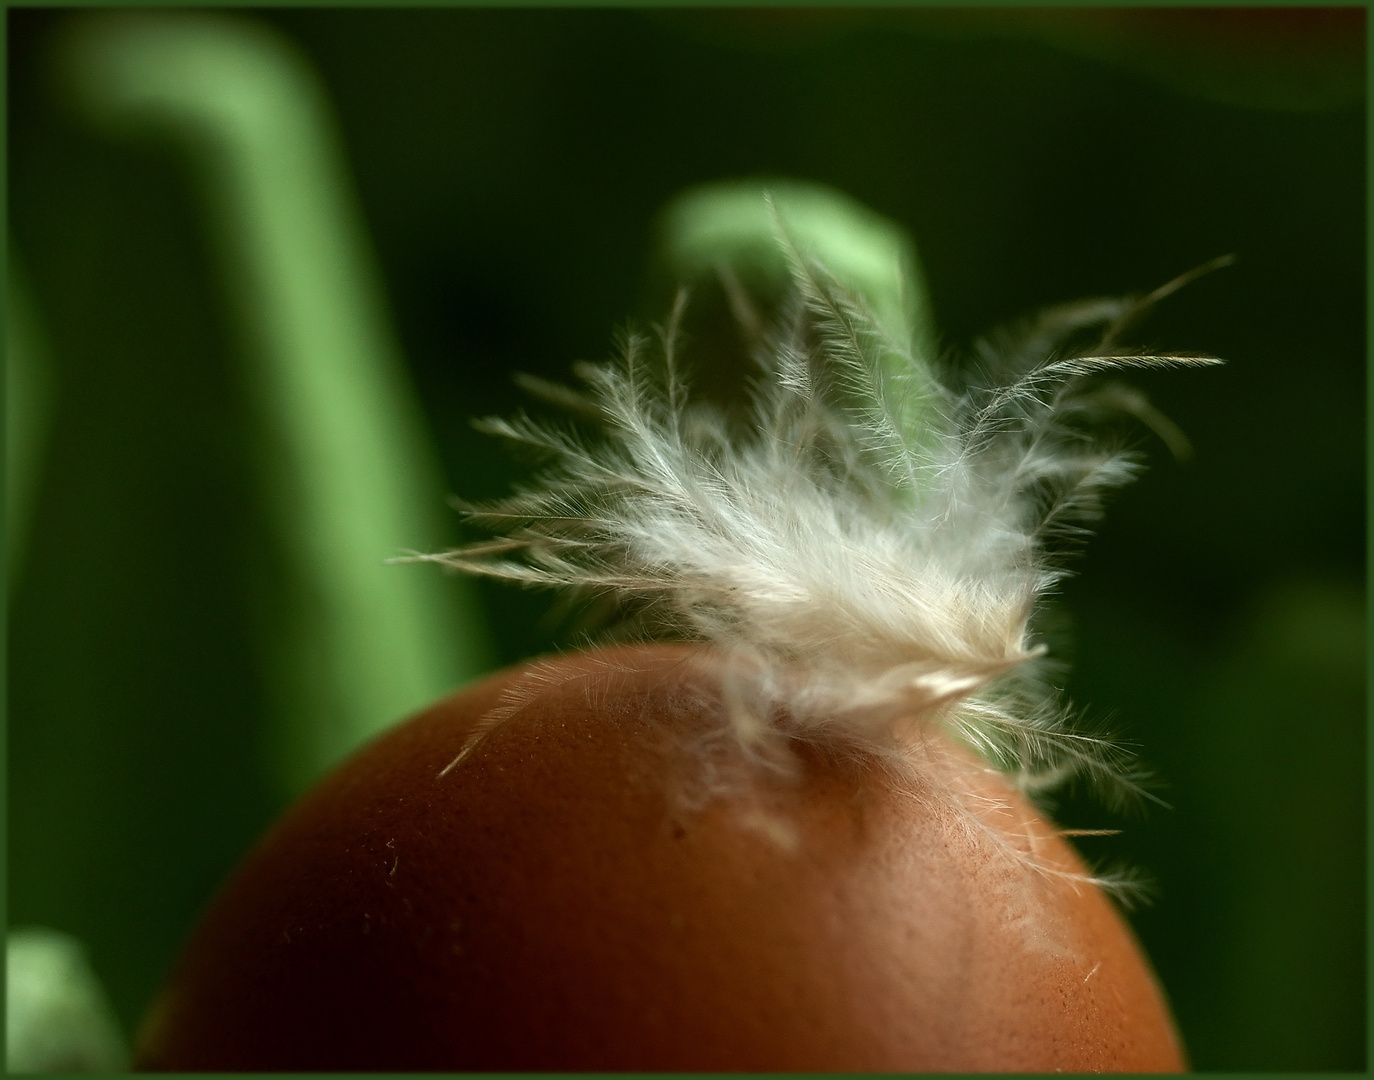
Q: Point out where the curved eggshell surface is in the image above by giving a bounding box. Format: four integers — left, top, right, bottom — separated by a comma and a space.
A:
135, 645, 1185, 1072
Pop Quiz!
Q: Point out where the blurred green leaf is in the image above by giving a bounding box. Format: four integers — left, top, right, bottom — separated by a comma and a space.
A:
61, 12, 492, 793
7, 928, 128, 1073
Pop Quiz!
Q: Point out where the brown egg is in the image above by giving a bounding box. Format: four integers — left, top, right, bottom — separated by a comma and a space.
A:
135, 643, 1185, 1072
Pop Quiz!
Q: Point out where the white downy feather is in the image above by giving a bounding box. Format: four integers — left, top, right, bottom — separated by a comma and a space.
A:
414, 223, 1222, 891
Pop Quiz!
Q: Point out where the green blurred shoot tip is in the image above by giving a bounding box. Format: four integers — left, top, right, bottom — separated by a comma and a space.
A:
655, 177, 941, 474
657, 178, 936, 366
60, 11, 493, 794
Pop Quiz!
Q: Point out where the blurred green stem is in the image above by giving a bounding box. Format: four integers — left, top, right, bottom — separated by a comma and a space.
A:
657, 178, 937, 455
63, 12, 491, 793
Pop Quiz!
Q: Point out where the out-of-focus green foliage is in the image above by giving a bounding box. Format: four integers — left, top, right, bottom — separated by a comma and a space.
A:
6, 928, 128, 1073
7, 8, 1364, 1070
659, 179, 938, 460
59, 13, 491, 795
660, 178, 934, 361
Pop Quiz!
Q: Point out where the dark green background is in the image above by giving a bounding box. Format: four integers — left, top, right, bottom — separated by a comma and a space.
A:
8, 8, 1365, 1070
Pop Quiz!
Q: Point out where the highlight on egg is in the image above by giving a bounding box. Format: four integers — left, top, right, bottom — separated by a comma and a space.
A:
134, 181, 1214, 1071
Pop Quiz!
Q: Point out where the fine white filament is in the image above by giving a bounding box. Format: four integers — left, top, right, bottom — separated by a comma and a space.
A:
414, 229, 1223, 888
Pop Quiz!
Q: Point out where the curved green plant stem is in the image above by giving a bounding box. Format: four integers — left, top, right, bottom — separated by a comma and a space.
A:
63, 13, 491, 794
657, 179, 939, 460
6, 244, 56, 595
